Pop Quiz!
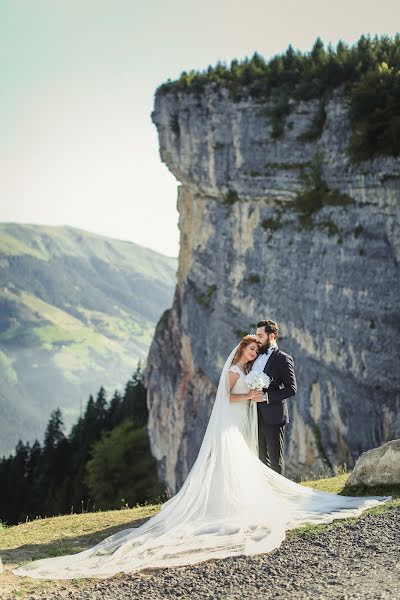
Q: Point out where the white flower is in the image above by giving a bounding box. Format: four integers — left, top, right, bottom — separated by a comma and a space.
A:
244, 372, 272, 391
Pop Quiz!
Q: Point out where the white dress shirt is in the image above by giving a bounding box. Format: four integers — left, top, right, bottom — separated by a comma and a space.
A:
251, 344, 277, 373
251, 344, 277, 403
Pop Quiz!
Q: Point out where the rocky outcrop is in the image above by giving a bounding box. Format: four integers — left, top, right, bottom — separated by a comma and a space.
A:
146, 82, 400, 493
347, 439, 400, 487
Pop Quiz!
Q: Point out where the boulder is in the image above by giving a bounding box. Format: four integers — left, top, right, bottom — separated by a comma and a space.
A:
347, 439, 400, 487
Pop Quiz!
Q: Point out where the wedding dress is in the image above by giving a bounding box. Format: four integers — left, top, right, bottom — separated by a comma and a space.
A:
13, 346, 389, 580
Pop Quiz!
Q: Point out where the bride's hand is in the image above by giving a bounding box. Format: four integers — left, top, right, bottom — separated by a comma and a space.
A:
249, 390, 264, 402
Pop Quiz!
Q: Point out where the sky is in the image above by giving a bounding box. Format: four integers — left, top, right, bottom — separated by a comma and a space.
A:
0, 0, 399, 257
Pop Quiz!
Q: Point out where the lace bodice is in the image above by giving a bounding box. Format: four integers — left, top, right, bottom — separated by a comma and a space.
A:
229, 365, 250, 394
228, 365, 252, 433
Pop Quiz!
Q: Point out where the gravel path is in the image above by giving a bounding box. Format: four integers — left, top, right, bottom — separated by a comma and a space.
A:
8, 507, 400, 600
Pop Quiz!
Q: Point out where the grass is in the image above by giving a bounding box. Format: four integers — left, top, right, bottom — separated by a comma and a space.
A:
1, 474, 398, 597
301, 473, 350, 493
293, 473, 400, 537
0, 505, 160, 598
1, 288, 149, 376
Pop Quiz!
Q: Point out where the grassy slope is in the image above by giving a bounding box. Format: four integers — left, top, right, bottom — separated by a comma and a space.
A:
0, 474, 398, 598
0, 224, 177, 455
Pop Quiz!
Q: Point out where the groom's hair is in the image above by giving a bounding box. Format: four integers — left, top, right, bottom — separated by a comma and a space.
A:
257, 320, 279, 338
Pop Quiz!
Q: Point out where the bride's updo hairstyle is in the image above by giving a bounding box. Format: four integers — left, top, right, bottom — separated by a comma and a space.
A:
231, 334, 259, 373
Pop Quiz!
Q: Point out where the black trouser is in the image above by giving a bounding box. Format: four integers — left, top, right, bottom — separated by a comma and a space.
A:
258, 420, 285, 475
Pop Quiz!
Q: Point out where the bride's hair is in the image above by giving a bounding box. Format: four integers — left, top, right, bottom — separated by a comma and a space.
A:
231, 335, 259, 373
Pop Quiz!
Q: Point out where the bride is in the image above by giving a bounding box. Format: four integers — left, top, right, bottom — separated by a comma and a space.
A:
13, 335, 389, 580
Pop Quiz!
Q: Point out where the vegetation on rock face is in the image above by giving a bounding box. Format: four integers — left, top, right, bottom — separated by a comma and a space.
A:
0, 365, 163, 526
223, 189, 240, 205
169, 112, 180, 136
261, 217, 282, 234
159, 35, 400, 161
247, 274, 261, 284
195, 284, 217, 309
293, 151, 353, 228
310, 420, 333, 472
297, 97, 327, 143
349, 61, 400, 160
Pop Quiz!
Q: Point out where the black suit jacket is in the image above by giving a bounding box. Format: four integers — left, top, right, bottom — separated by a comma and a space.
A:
257, 346, 297, 426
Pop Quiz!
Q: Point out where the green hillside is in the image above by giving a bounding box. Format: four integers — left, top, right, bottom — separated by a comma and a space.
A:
0, 223, 177, 456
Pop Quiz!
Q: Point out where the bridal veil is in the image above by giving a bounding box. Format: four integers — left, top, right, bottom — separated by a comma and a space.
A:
13, 345, 389, 579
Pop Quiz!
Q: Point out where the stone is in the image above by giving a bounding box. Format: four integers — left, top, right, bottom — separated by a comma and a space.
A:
347, 439, 400, 487
147, 81, 400, 494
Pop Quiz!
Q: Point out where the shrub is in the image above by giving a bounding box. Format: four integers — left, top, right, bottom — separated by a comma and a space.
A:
297, 98, 327, 143
85, 420, 163, 510
293, 151, 353, 227
264, 95, 291, 138
261, 217, 282, 233
349, 64, 400, 161
223, 189, 240, 205
195, 284, 217, 309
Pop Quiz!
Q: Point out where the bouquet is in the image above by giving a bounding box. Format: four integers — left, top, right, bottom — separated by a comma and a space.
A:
244, 372, 272, 403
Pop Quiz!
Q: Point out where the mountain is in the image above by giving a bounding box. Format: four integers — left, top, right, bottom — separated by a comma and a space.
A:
147, 39, 400, 492
0, 223, 177, 455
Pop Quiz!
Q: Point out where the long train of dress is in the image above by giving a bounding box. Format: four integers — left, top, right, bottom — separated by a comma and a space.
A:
12, 356, 390, 579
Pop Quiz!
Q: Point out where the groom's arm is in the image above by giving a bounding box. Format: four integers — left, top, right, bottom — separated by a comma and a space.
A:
266, 354, 297, 405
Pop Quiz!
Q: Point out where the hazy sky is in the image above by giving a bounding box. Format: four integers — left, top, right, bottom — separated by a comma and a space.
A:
1, 1, 399, 257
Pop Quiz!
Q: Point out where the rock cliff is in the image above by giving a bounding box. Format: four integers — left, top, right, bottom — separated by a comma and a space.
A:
146, 83, 400, 493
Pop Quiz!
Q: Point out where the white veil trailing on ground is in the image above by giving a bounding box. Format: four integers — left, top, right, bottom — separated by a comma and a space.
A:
13, 345, 389, 580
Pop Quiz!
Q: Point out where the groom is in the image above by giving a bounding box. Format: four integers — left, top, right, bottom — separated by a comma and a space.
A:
251, 319, 297, 475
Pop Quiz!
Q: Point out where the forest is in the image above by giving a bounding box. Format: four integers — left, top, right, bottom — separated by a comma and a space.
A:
159, 35, 400, 161
0, 365, 163, 526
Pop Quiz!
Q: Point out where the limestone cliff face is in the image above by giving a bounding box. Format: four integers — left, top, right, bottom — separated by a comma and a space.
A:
146, 83, 400, 493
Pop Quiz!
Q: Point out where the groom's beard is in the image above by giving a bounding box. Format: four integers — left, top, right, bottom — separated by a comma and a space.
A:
261, 340, 272, 352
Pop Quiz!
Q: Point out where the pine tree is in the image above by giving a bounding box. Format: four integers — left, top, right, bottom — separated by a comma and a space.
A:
39, 409, 70, 516
3, 440, 30, 523
94, 386, 108, 433
25, 439, 42, 518
43, 408, 65, 451
107, 390, 122, 429
120, 364, 148, 428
